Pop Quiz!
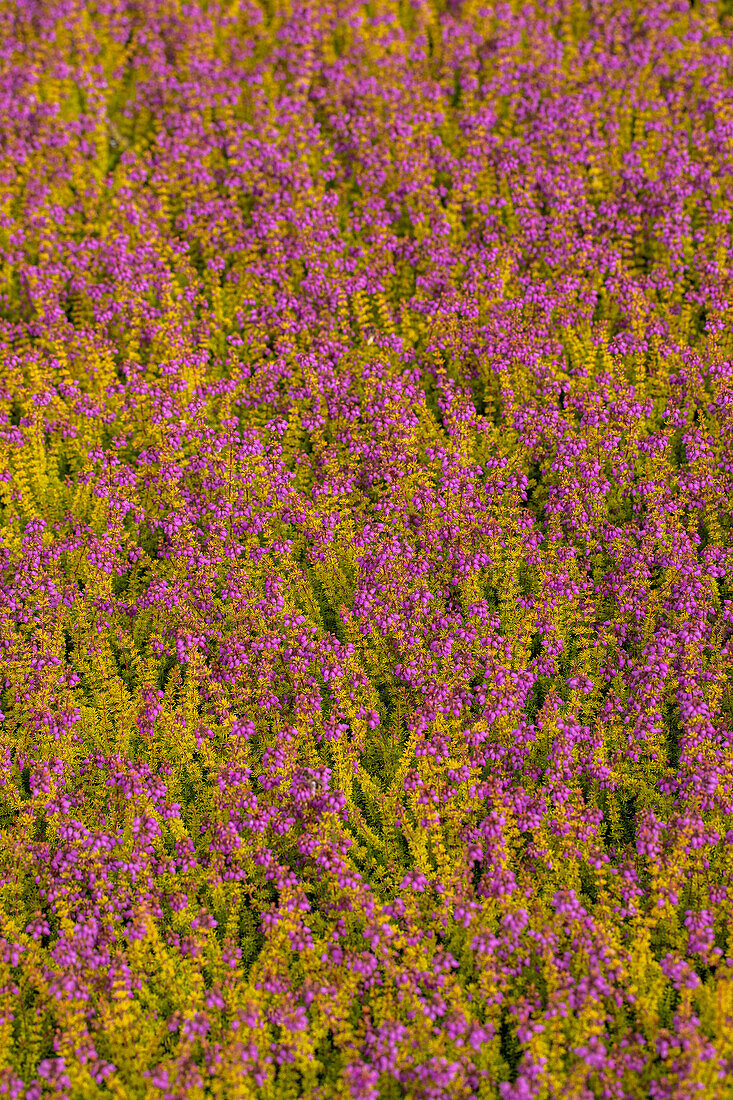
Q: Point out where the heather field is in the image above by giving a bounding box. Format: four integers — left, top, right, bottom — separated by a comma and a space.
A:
3, 0, 733, 1097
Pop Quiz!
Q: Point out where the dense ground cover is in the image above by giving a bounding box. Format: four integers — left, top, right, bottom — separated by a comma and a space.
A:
1, 0, 733, 1095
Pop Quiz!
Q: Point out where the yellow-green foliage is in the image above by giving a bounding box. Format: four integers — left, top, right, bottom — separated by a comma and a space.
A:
0, 0, 733, 1097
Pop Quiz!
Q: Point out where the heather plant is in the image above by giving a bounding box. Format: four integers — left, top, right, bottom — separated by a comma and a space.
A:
2, 0, 733, 1097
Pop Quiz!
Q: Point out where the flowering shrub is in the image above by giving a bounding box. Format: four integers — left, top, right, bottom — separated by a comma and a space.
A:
1, 0, 733, 1096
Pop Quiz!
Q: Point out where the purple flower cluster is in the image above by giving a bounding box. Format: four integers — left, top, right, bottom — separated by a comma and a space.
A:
0, 0, 733, 1096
